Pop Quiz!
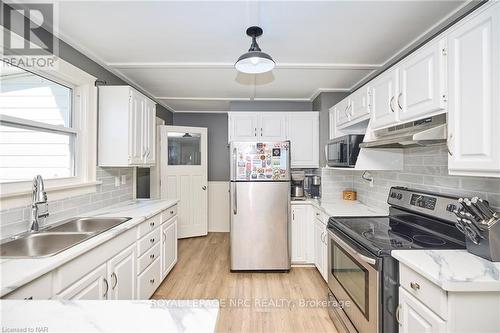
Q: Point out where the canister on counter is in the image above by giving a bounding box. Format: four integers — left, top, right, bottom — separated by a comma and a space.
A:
343, 190, 357, 201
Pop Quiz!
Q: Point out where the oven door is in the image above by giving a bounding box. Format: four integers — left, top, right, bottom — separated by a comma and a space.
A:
327, 229, 380, 333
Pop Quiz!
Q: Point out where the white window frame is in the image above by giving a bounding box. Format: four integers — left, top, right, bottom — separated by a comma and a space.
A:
0, 56, 99, 208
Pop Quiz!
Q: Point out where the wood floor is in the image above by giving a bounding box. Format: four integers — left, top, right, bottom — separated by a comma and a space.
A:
153, 233, 338, 333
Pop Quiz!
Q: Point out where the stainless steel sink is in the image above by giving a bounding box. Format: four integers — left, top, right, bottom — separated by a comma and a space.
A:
0, 232, 92, 258
45, 217, 131, 233
0, 217, 132, 258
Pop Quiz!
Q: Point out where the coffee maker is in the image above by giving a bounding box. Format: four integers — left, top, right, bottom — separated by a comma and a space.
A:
291, 171, 306, 200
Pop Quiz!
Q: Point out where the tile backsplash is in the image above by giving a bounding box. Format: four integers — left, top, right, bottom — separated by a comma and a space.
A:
0, 168, 134, 238
322, 144, 500, 211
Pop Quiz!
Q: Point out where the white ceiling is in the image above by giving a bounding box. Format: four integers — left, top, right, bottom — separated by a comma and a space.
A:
56, 0, 467, 112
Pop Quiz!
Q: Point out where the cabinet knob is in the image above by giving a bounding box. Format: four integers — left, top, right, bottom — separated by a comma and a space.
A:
410, 282, 420, 290
149, 279, 155, 284
170, 210, 174, 214
202, 185, 207, 190
150, 222, 155, 227
150, 254, 155, 259
150, 238, 155, 243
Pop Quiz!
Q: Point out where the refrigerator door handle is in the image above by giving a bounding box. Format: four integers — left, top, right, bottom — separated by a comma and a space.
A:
233, 182, 237, 215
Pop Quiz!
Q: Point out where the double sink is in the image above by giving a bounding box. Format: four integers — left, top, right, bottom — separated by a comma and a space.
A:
0, 217, 131, 259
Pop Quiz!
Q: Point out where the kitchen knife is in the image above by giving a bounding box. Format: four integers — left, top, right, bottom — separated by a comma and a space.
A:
471, 197, 494, 220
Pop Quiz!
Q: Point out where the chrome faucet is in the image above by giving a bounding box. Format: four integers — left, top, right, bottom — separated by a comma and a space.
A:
30, 175, 49, 232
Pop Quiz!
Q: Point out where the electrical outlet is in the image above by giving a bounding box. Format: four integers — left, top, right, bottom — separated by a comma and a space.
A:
115, 176, 120, 187
121, 175, 126, 185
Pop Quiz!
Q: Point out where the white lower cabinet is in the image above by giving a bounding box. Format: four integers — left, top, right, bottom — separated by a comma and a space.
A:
107, 244, 136, 300
58, 263, 108, 300
161, 217, 178, 279
2, 273, 53, 300
291, 205, 313, 264
313, 218, 327, 281
398, 287, 446, 333
137, 257, 161, 299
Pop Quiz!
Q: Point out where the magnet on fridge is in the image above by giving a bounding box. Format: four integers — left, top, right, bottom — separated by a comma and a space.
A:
272, 148, 281, 157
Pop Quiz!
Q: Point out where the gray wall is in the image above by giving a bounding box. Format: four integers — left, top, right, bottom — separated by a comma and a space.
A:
312, 92, 349, 167
172, 113, 229, 181
230, 101, 312, 111
321, 145, 500, 210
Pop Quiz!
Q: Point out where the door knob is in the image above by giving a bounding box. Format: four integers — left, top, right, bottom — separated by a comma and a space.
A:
202, 186, 207, 190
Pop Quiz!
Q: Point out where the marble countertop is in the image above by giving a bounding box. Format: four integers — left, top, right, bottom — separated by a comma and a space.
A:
392, 250, 500, 292
291, 198, 388, 217
0, 199, 178, 297
0, 300, 219, 332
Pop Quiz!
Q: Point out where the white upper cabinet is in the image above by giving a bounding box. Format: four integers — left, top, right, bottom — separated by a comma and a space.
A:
287, 112, 319, 168
335, 97, 351, 127
369, 68, 399, 129
229, 112, 286, 142
398, 38, 447, 122
350, 86, 370, 121
446, 2, 500, 177
99, 86, 156, 167
228, 112, 319, 168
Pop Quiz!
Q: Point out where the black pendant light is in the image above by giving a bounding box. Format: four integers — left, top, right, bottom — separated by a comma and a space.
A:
235, 26, 275, 74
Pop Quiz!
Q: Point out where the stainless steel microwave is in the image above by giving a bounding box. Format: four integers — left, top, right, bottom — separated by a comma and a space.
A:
326, 134, 364, 167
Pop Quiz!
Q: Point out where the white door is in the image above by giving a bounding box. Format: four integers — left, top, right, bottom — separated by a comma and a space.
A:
229, 113, 259, 141
161, 218, 178, 279
335, 98, 351, 126
287, 113, 319, 168
447, 3, 500, 177
398, 38, 447, 122
57, 264, 108, 300
350, 87, 370, 121
161, 126, 208, 238
108, 244, 136, 300
370, 68, 399, 129
129, 89, 144, 165
398, 287, 446, 333
291, 205, 308, 263
259, 113, 287, 140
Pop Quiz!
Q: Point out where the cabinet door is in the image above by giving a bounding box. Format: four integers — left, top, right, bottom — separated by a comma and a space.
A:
447, 3, 500, 177
161, 218, 178, 279
335, 98, 351, 127
398, 287, 446, 333
291, 206, 308, 263
229, 113, 259, 141
287, 113, 319, 168
143, 99, 156, 164
129, 90, 145, 165
399, 38, 447, 122
314, 219, 324, 274
369, 69, 399, 129
57, 263, 108, 300
108, 244, 136, 300
329, 107, 337, 140
321, 227, 328, 282
350, 88, 370, 121
259, 113, 287, 140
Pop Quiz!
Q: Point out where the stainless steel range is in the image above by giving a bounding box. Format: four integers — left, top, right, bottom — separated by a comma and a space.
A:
326, 187, 467, 333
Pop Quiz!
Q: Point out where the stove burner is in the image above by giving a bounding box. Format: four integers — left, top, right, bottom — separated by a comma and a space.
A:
412, 234, 447, 246
362, 231, 413, 248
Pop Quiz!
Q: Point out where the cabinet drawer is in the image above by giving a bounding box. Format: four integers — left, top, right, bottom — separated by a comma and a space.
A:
161, 205, 177, 223
137, 228, 160, 257
399, 263, 447, 319
138, 242, 160, 275
137, 257, 161, 299
2, 273, 52, 299
137, 214, 161, 238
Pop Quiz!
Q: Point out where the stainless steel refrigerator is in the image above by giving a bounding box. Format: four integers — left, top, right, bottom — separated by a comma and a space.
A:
229, 141, 291, 271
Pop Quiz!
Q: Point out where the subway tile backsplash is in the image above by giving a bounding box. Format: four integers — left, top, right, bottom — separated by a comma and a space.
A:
321, 144, 500, 211
0, 167, 134, 238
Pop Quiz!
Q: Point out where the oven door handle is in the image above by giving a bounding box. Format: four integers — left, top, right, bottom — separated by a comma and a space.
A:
328, 230, 377, 265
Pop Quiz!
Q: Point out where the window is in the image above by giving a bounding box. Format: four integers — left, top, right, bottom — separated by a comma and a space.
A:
0, 64, 76, 183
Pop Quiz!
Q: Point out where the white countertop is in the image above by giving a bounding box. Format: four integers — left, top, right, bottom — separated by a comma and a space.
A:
291, 198, 388, 217
0, 300, 219, 332
0, 199, 178, 297
392, 250, 500, 292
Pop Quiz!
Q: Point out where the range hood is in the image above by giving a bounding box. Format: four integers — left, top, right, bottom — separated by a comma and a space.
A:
360, 114, 447, 148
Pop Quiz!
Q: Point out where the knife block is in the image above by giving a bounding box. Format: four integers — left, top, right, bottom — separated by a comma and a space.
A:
465, 220, 500, 262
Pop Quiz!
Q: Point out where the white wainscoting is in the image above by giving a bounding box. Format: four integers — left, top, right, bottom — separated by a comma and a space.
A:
208, 181, 230, 232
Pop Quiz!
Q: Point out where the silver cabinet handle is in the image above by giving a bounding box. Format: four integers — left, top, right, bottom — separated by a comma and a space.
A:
447, 133, 453, 156
390, 96, 395, 113
149, 221, 155, 227
410, 282, 420, 290
254, 128, 257, 137
202, 185, 207, 190
149, 278, 155, 284
103, 278, 109, 298
150, 238, 155, 243
150, 253, 155, 259
24, 296, 33, 300
260, 127, 263, 137
111, 272, 117, 290
397, 93, 403, 110
396, 304, 402, 326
